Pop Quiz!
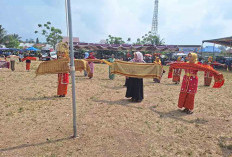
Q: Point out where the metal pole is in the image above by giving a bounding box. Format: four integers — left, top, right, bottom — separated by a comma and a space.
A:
230, 41, 232, 57
65, 0, 69, 38
213, 43, 215, 59
201, 42, 204, 58
66, 0, 77, 138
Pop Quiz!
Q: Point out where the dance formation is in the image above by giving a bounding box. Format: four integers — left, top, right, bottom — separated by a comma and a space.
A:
3, 41, 223, 115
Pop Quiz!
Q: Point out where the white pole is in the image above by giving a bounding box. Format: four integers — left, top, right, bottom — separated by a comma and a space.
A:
66, 0, 77, 138
65, 0, 69, 38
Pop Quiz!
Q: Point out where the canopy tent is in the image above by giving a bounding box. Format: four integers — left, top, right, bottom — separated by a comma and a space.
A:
203, 36, 232, 47
0, 48, 9, 51
201, 46, 221, 53
74, 43, 179, 52
25, 47, 39, 51
175, 53, 187, 56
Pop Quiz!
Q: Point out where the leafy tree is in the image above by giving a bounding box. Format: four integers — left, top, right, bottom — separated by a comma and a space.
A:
12, 33, 21, 41
0, 25, 7, 44
135, 31, 165, 45
35, 21, 63, 49
135, 38, 143, 45
106, 35, 125, 44
4, 35, 20, 48
36, 37, 39, 44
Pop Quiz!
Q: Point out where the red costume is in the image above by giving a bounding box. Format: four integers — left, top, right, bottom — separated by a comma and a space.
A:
56, 42, 70, 97
172, 57, 182, 84
178, 69, 198, 110
57, 73, 69, 96
87, 53, 95, 79
204, 65, 213, 86
173, 68, 182, 84
168, 60, 224, 112
22, 57, 36, 71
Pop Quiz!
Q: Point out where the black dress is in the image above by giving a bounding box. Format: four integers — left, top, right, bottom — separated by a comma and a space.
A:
126, 77, 144, 101
124, 78, 129, 87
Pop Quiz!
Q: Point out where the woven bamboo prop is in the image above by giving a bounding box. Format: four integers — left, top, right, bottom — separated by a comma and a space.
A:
35, 59, 90, 76
102, 60, 163, 79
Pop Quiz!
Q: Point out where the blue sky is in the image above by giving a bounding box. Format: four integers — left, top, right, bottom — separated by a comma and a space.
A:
0, 0, 232, 45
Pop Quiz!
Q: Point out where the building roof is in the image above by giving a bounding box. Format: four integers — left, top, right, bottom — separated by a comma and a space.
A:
74, 43, 179, 52
177, 45, 201, 48
203, 36, 232, 47
62, 36, 79, 43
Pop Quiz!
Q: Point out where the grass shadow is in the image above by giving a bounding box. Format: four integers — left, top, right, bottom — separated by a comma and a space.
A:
95, 99, 144, 109
198, 85, 211, 88
104, 85, 125, 90
218, 136, 232, 157
25, 95, 63, 101
0, 136, 73, 152
149, 106, 208, 124
163, 83, 180, 86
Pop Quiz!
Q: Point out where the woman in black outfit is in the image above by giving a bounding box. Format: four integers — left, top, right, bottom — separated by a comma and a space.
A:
126, 52, 145, 102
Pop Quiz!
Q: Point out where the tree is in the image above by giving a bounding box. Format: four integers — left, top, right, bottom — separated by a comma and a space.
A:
135, 38, 143, 45
28, 38, 35, 43
135, 31, 165, 45
106, 35, 125, 44
0, 25, 7, 44
36, 37, 39, 44
12, 33, 21, 40
35, 21, 63, 49
4, 35, 20, 48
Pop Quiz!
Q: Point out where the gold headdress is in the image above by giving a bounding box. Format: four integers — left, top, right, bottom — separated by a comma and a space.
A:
57, 42, 69, 59
190, 52, 198, 63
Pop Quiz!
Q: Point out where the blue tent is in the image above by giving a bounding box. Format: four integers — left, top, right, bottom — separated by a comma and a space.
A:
201, 46, 221, 53
25, 47, 39, 51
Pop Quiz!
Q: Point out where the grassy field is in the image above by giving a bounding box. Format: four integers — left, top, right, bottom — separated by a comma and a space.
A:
0, 60, 232, 157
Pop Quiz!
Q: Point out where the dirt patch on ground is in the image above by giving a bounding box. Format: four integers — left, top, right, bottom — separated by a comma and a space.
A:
0, 61, 232, 157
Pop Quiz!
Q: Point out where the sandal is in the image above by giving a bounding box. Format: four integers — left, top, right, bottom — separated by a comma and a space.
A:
186, 110, 193, 114
181, 108, 188, 112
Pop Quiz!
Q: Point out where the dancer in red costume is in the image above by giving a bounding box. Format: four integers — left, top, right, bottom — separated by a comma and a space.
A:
168, 53, 224, 114
56, 43, 69, 97
172, 57, 182, 84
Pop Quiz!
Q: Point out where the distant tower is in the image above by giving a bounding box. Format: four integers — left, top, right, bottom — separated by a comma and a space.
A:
151, 0, 159, 36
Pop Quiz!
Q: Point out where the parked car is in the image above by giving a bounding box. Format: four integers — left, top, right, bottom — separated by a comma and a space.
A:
41, 51, 57, 61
